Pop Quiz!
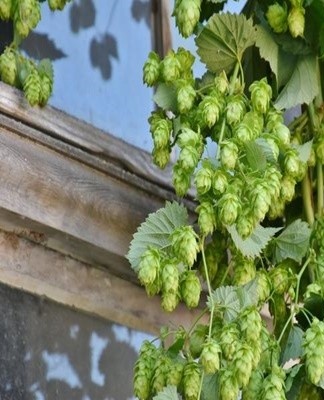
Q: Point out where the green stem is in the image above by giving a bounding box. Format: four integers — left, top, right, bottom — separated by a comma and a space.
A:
301, 172, 315, 226
317, 162, 324, 216
277, 255, 311, 344
288, 111, 307, 131
215, 118, 226, 161
196, 83, 215, 94
200, 239, 214, 340
229, 62, 240, 95
197, 371, 205, 400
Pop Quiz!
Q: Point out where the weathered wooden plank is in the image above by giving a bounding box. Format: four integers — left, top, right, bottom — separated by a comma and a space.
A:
0, 121, 177, 280
0, 82, 175, 190
0, 230, 204, 335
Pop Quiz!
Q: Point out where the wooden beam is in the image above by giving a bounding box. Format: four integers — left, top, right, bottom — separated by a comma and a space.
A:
0, 230, 204, 335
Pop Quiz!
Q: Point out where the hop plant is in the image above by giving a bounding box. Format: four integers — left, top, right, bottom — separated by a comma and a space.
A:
303, 318, 324, 385
288, 6, 305, 38
134, 341, 158, 400
239, 306, 262, 343
218, 192, 241, 226
256, 270, 271, 303
200, 339, 221, 374
176, 47, 195, 73
23, 64, 41, 106
232, 255, 256, 285
219, 369, 240, 400
189, 324, 208, 358
198, 94, 223, 128
138, 248, 161, 288
162, 260, 179, 294
38, 59, 54, 107
214, 71, 229, 94
166, 360, 184, 387
48, 0, 69, 11
212, 168, 228, 195
196, 201, 216, 236
161, 50, 181, 83
220, 140, 239, 170
232, 342, 254, 387
173, 0, 201, 38
249, 78, 272, 114
0, 0, 12, 20
172, 164, 191, 196
266, 2, 288, 33
0, 47, 18, 86
195, 163, 213, 195
182, 361, 202, 400
180, 270, 201, 308
151, 352, 170, 394
151, 118, 172, 149
14, 0, 41, 38
161, 290, 179, 312
143, 51, 160, 86
242, 369, 263, 400
153, 147, 171, 169
171, 225, 199, 267
177, 81, 196, 114
220, 322, 240, 361
226, 94, 246, 126
261, 365, 286, 400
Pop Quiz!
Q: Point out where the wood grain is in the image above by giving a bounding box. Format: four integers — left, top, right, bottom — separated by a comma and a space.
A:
0, 230, 204, 334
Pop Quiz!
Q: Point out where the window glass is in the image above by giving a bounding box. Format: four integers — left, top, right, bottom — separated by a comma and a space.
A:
22, 0, 154, 151
0, 283, 153, 399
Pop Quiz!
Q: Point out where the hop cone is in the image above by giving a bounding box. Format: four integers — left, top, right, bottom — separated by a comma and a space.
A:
220, 140, 239, 170
153, 147, 170, 169
178, 146, 200, 171
161, 290, 179, 312
138, 248, 161, 288
266, 3, 288, 33
161, 50, 181, 83
152, 119, 171, 149
196, 201, 216, 236
232, 255, 256, 285
151, 353, 170, 394
242, 369, 263, 400
284, 148, 301, 179
177, 127, 202, 148
0, 0, 12, 20
288, 6, 305, 37
239, 306, 262, 343
195, 163, 213, 195
182, 361, 202, 400
249, 78, 272, 114
162, 260, 179, 293
256, 270, 271, 303
180, 270, 201, 308
214, 71, 229, 94
177, 82, 196, 114
232, 342, 254, 388
303, 318, 324, 385
23, 66, 41, 106
172, 164, 191, 197
199, 95, 222, 128
38, 59, 54, 107
143, 51, 160, 86
0, 47, 18, 86
171, 225, 199, 267
134, 341, 158, 400
176, 47, 195, 72
219, 369, 240, 400
15, 0, 41, 38
280, 175, 296, 202
212, 168, 228, 195
173, 0, 201, 38
189, 324, 208, 358
48, 0, 68, 11
166, 360, 184, 387
226, 94, 246, 126
261, 365, 286, 400
199, 339, 221, 374
236, 209, 255, 240
220, 322, 240, 361
218, 192, 240, 226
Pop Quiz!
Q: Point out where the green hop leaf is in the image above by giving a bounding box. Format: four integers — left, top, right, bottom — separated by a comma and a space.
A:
127, 201, 189, 270
196, 13, 256, 74
153, 385, 180, 400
